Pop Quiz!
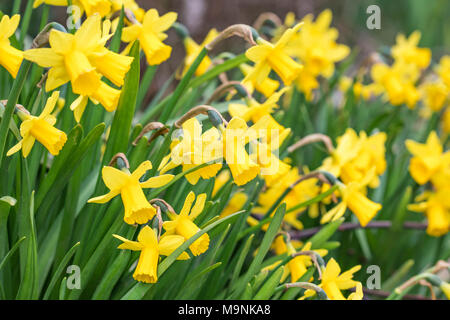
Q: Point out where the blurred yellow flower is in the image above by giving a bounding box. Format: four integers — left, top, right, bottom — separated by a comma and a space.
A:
285, 10, 350, 99
7, 91, 67, 158
0, 14, 23, 78
421, 80, 448, 112
405, 131, 449, 185
408, 188, 450, 237
113, 226, 189, 283
182, 29, 218, 76
391, 31, 431, 70
33, 0, 112, 18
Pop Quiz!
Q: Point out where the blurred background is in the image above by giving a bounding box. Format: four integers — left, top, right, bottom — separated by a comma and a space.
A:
1, 0, 450, 105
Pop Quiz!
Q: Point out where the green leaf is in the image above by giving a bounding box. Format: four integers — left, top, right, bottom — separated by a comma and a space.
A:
309, 218, 344, 249
43, 242, 80, 300
0, 236, 26, 273
102, 41, 140, 165
253, 266, 284, 300
229, 203, 286, 299
36, 123, 105, 212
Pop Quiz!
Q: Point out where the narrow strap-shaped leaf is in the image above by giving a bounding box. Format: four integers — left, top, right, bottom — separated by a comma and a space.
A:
253, 266, 285, 300
43, 242, 80, 300
229, 204, 286, 299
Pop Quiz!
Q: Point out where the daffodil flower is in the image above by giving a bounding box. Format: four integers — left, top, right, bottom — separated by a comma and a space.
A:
301, 258, 362, 300
408, 188, 450, 237
405, 131, 450, 185
0, 14, 23, 78
163, 191, 209, 256
221, 117, 260, 186
268, 237, 328, 283
321, 179, 382, 227
88, 160, 174, 225
111, 0, 145, 22
113, 226, 189, 283
244, 23, 303, 86
159, 118, 222, 185
7, 91, 67, 158
219, 192, 248, 218
240, 63, 280, 98
282, 10, 350, 99
391, 31, 431, 70
122, 9, 177, 65
24, 15, 133, 114
182, 29, 218, 77
228, 87, 289, 124
33, 0, 112, 19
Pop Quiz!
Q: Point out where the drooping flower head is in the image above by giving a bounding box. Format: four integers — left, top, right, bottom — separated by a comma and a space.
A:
88, 160, 174, 225
163, 191, 209, 256
113, 226, 189, 283
7, 91, 67, 158
0, 14, 23, 78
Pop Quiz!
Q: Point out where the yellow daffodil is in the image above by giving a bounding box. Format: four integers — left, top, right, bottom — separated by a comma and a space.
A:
443, 108, 450, 134
321, 128, 387, 188
163, 192, 209, 256
33, 0, 111, 19
220, 192, 248, 218
391, 31, 431, 70
111, 0, 145, 22
302, 258, 362, 300
405, 131, 449, 185
24, 15, 133, 109
88, 160, 174, 225
182, 29, 218, 77
421, 80, 448, 112
159, 118, 222, 185
212, 170, 231, 197
240, 63, 280, 98
436, 55, 450, 88
254, 167, 320, 218
7, 91, 67, 158
113, 226, 189, 283
408, 189, 450, 237
221, 117, 260, 186
69, 82, 122, 122
228, 87, 289, 124
244, 23, 303, 86
269, 237, 328, 283
321, 180, 382, 227
284, 10, 350, 99
371, 61, 421, 109
440, 282, 450, 299
122, 9, 177, 65
0, 14, 23, 78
